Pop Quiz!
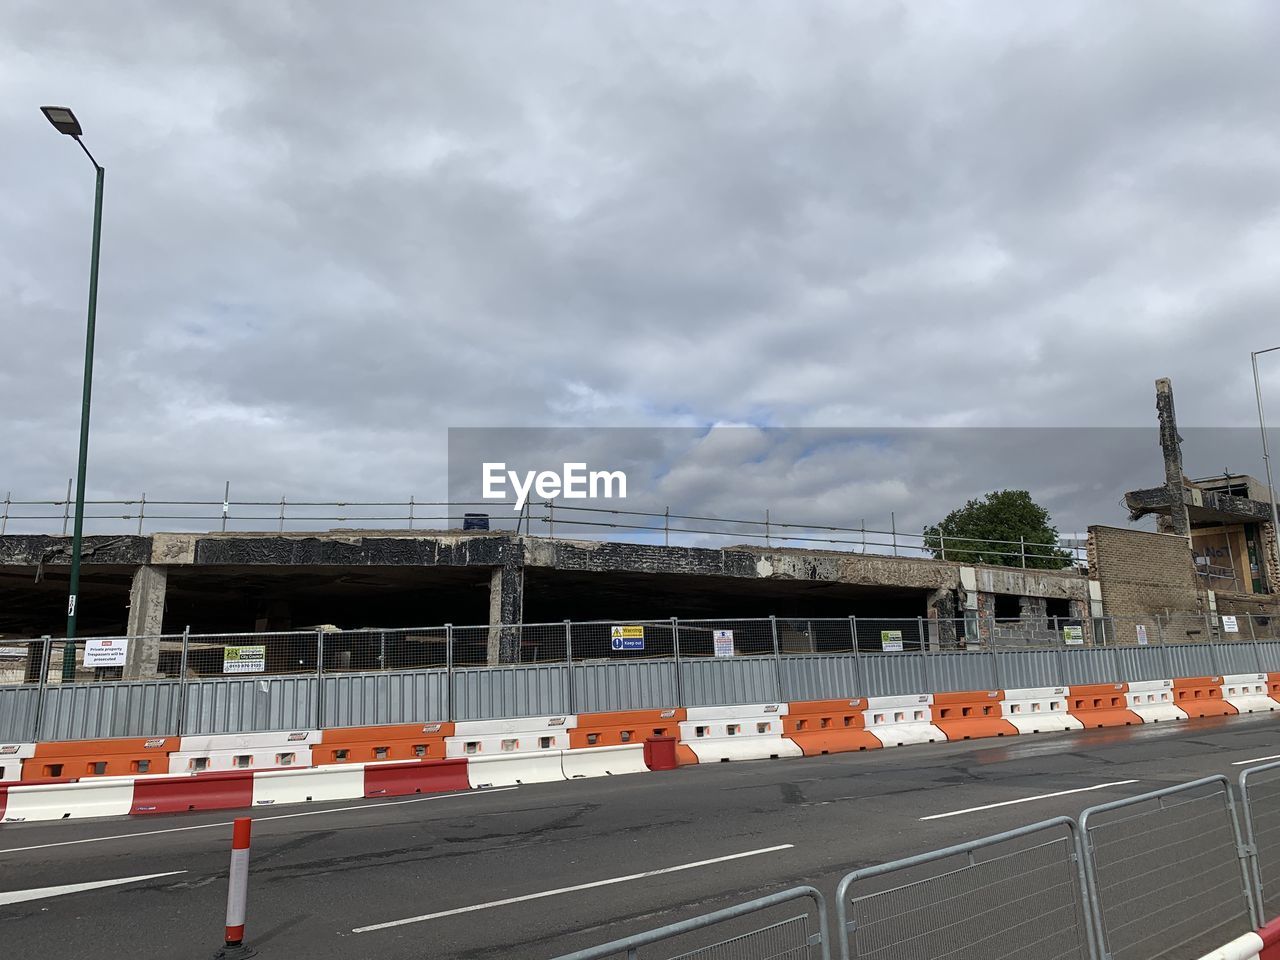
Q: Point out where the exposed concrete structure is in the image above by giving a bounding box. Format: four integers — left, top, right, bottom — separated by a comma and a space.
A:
1154, 377, 1191, 538
0, 528, 1094, 657
123, 564, 167, 678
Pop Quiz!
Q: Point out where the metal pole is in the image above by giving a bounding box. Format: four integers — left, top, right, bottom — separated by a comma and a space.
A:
670, 616, 683, 708
32, 636, 52, 741
849, 616, 863, 698
564, 620, 574, 715
63, 158, 104, 679
221, 480, 230, 532
62, 477, 72, 536
278, 496, 286, 533
408, 495, 415, 530
765, 509, 771, 547
1206, 611, 1222, 677
549, 498, 555, 539
1252, 614, 1265, 673
664, 506, 669, 547
770, 615, 783, 701
939, 534, 946, 561
315, 629, 325, 728
137, 491, 146, 535
891, 512, 898, 556
1251, 347, 1280, 592
1020, 535, 1026, 569
445, 623, 454, 722
176, 625, 190, 736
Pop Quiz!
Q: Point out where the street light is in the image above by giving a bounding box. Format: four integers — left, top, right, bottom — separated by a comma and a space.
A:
1252, 346, 1280, 595
41, 105, 104, 680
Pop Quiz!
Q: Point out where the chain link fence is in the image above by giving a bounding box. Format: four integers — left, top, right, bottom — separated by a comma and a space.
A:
1240, 761, 1280, 923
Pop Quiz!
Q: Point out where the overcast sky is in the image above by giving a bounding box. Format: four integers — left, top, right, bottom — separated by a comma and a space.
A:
2, 2, 1278, 541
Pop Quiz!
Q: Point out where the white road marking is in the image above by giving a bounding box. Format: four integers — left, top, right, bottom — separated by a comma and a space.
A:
918, 780, 1140, 821
1231, 754, 1280, 766
0, 871, 187, 906
0, 786, 518, 856
352, 843, 796, 933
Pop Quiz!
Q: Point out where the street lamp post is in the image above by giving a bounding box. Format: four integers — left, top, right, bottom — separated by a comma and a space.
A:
1252, 346, 1280, 595
41, 106, 104, 680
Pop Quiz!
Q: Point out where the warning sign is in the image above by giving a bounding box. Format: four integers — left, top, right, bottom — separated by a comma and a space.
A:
84, 637, 128, 668
713, 629, 734, 657
1063, 626, 1085, 645
1222, 615, 1240, 633
223, 645, 267, 674
610, 625, 645, 651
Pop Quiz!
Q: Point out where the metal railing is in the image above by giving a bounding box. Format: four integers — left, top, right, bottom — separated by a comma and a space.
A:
548, 886, 831, 960
0, 487, 1088, 569
835, 817, 1094, 960
553, 766, 1280, 960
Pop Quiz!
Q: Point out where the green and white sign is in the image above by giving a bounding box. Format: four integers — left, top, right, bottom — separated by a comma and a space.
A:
880, 630, 904, 653
1063, 626, 1085, 645
223, 645, 266, 674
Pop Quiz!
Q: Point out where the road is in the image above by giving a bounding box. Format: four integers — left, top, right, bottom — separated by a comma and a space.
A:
2, 712, 1278, 959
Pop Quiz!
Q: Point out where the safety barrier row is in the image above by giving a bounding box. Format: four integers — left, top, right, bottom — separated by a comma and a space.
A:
551, 766, 1280, 960
4, 675, 1280, 822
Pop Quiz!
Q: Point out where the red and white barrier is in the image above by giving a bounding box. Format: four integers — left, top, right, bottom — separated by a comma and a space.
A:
1192, 931, 1263, 960
1221, 675, 1280, 715
1125, 679, 1187, 723
223, 818, 252, 951
561, 744, 648, 779
678, 704, 800, 763
1000, 688, 1082, 734
863, 695, 944, 747
0, 742, 35, 783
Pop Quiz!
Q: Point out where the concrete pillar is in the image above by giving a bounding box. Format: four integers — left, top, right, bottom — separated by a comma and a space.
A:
486, 564, 524, 665
124, 564, 167, 679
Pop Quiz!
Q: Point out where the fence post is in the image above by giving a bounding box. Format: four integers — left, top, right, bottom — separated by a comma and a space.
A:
31, 636, 52, 741
891, 512, 898, 556
278, 496, 286, 533
175, 626, 190, 736
564, 620, 575, 715
988, 624, 1002, 691
770, 615, 783, 701
408, 495, 415, 530
221, 480, 230, 532
445, 624, 454, 722
1, 490, 9, 535
939, 534, 946, 561
1251, 614, 1266, 673
315, 629, 325, 729
849, 616, 863, 699
1020, 535, 1026, 568
548, 498, 555, 539
1206, 611, 1223, 677
62, 477, 72, 535
664, 506, 669, 546
671, 616, 683, 709
137, 491, 146, 535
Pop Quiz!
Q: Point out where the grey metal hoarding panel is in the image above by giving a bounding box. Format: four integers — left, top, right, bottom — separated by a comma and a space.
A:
679, 656, 779, 707
0, 685, 39, 742
37, 681, 179, 740
1164, 643, 1216, 679
182, 675, 317, 735
779, 655, 860, 701
452, 663, 569, 720
573, 660, 678, 713
993, 649, 1062, 689
1217, 643, 1265, 676
1110, 646, 1168, 684
1257, 643, 1280, 672
1055, 648, 1122, 686
927, 651, 998, 693
858, 652, 928, 698
321, 669, 448, 727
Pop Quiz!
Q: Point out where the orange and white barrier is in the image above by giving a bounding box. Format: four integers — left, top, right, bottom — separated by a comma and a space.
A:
863, 695, 944, 747
678, 704, 800, 763
1124, 679, 1187, 723
27, 736, 175, 779
1173, 677, 1237, 718
931, 690, 1016, 741
0, 742, 35, 783
171, 730, 320, 773
1068, 684, 1141, 728
570, 710, 683, 749
1221, 674, 1280, 715
317, 722, 453, 764
783, 699, 880, 755
1000, 688, 1081, 734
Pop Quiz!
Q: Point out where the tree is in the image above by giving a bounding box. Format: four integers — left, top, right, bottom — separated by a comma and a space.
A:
922, 490, 1072, 569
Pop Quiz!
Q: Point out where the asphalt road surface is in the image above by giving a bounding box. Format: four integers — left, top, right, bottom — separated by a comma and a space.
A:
2, 712, 1278, 959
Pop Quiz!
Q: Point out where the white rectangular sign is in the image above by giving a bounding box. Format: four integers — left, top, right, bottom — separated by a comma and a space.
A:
1222, 615, 1240, 633
880, 630, 904, 653
1136, 624, 1148, 645
223, 645, 267, 674
713, 629, 734, 657
84, 637, 128, 668
1063, 626, 1085, 645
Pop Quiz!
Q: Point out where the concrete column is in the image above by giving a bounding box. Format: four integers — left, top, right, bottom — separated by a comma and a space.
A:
124, 564, 167, 679
1156, 378, 1191, 539
486, 564, 524, 665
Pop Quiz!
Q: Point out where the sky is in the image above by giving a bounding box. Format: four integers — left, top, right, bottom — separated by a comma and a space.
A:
2, 1, 1279, 543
